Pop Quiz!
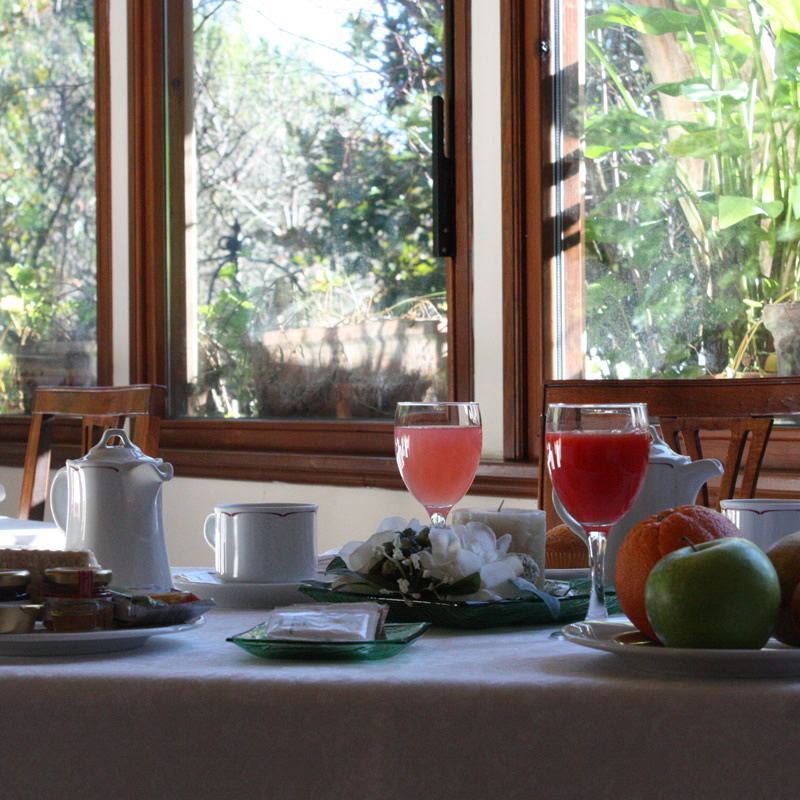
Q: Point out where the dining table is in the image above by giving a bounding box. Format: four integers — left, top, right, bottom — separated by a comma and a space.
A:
1, 598, 800, 800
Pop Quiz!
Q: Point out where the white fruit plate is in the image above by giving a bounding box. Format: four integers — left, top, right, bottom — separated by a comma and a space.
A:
562, 620, 800, 679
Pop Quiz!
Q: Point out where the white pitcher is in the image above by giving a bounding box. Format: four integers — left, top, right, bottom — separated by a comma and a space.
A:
50, 428, 174, 591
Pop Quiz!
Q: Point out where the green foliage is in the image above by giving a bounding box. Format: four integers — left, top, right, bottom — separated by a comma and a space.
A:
190, 1, 445, 418
585, 0, 800, 377
0, 1, 97, 412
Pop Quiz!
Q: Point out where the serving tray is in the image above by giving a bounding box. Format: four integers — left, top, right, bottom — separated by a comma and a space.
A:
298, 579, 620, 629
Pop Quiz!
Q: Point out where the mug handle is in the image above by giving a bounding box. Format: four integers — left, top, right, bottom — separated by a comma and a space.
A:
50, 467, 69, 531
551, 489, 589, 546
203, 514, 216, 549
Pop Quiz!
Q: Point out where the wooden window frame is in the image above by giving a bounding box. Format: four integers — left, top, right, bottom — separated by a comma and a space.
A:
125, 0, 539, 498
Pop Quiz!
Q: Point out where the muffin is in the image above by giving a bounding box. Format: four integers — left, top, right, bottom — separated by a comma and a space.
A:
546, 524, 589, 569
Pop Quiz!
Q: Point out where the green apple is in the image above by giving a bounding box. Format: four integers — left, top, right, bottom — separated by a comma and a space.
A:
644, 537, 781, 649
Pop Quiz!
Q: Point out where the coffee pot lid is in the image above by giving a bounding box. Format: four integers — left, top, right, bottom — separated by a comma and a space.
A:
71, 428, 164, 467
647, 425, 692, 465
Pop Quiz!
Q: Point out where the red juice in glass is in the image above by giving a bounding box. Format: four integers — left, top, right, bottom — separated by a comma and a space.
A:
545, 429, 650, 529
395, 424, 482, 516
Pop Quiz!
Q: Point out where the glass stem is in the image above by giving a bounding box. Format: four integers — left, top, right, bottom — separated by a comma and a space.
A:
586, 530, 608, 622
429, 511, 447, 528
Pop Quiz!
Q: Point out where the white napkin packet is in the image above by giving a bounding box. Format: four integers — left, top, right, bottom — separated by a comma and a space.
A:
265, 602, 389, 642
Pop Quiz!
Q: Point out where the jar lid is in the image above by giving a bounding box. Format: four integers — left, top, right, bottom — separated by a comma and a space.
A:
44, 568, 112, 586
0, 570, 31, 589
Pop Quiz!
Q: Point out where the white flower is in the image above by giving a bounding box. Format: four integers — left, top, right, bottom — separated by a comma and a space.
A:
416, 521, 522, 591
339, 517, 427, 573
338, 517, 524, 599
339, 531, 395, 573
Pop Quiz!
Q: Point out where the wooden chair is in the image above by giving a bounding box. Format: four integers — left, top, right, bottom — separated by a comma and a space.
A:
537, 378, 800, 530
18, 384, 167, 521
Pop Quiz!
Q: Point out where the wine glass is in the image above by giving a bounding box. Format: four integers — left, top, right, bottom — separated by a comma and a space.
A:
545, 403, 650, 621
394, 402, 482, 527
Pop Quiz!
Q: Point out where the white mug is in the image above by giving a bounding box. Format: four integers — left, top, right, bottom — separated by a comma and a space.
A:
721, 498, 800, 552
204, 503, 318, 583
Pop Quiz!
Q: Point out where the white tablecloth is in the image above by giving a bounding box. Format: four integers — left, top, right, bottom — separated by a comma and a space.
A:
1, 608, 799, 799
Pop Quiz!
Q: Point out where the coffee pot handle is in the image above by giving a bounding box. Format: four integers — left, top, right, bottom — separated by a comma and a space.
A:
203, 514, 216, 549
49, 467, 69, 531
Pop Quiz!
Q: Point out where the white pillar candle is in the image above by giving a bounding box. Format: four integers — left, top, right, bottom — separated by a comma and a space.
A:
450, 507, 547, 588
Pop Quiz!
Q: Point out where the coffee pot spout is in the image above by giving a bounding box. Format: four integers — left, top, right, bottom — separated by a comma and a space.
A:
678, 457, 724, 505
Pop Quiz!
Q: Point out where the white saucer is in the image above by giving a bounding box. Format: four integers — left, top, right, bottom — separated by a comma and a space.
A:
171, 567, 322, 609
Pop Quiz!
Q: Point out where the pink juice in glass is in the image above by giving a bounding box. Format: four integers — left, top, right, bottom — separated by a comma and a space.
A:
395, 425, 482, 514
546, 429, 650, 529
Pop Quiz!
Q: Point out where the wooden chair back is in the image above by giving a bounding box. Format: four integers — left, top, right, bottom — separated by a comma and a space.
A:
537, 378, 800, 531
18, 385, 167, 521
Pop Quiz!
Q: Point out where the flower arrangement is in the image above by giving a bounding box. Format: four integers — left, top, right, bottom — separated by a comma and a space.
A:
331, 517, 542, 602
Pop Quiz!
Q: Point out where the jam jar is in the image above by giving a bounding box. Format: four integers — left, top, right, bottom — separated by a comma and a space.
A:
43, 568, 114, 632
0, 570, 31, 602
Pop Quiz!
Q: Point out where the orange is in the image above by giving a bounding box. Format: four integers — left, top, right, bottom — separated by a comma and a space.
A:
614, 505, 740, 640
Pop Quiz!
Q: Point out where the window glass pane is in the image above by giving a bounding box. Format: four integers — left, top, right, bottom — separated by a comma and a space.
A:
0, 1, 97, 413
183, 0, 446, 419
559, 0, 799, 379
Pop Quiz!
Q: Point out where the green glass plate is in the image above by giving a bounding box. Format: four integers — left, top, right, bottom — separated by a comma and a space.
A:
298, 580, 621, 629
227, 621, 431, 661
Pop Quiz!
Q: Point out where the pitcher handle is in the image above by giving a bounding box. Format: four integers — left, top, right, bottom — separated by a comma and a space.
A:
50, 467, 69, 531
203, 514, 216, 550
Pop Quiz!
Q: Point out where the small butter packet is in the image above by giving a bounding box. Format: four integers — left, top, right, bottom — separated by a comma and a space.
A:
264, 602, 389, 642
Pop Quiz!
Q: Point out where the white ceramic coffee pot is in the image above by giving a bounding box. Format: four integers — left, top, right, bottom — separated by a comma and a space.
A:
50, 428, 174, 590
553, 426, 724, 584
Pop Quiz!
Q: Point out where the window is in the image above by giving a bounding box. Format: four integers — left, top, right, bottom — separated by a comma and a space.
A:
176, 1, 449, 421
128, 0, 520, 493
0, 0, 111, 415
579, 0, 799, 380
540, 0, 800, 381
500, 0, 800, 487
122, 0, 799, 502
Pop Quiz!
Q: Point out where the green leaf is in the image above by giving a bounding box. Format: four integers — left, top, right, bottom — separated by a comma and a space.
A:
325, 555, 348, 572
718, 196, 784, 229
447, 572, 482, 595
760, 0, 800, 35
587, 3, 703, 35
666, 129, 748, 159
682, 80, 748, 103
777, 29, 800, 74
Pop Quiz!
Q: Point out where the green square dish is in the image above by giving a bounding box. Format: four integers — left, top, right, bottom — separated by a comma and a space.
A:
227, 621, 431, 661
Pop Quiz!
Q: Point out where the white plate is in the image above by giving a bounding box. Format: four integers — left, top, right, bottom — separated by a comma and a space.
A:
0, 617, 205, 657
562, 620, 800, 679
171, 567, 323, 609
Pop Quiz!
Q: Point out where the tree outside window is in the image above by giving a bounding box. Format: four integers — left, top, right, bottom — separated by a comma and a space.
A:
578, 0, 800, 380
0, 0, 98, 414
178, 0, 447, 420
